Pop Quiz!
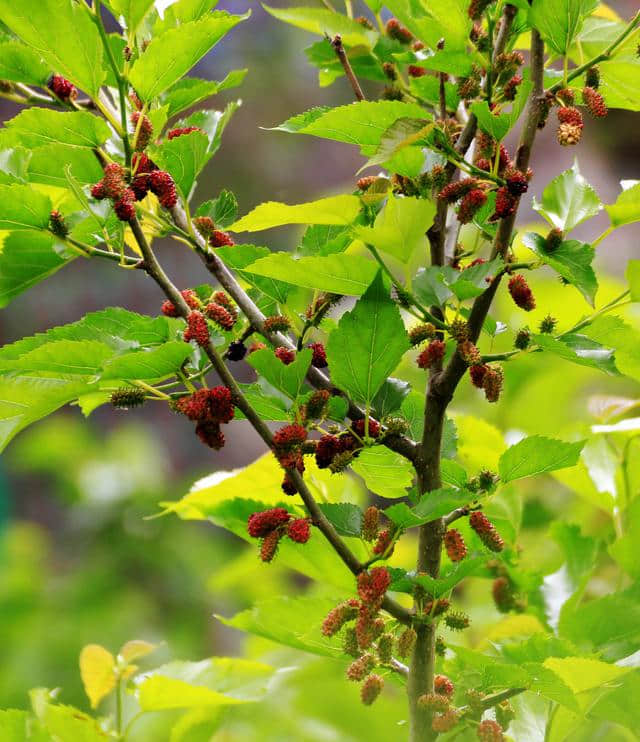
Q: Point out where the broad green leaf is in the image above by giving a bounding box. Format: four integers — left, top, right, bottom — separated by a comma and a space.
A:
229, 195, 361, 232
626, 259, 640, 302
523, 233, 598, 306
588, 668, 640, 732
0, 710, 27, 741
412, 266, 453, 307
243, 253, 377, 296
499, 436, 584, 483
108, 0, 155, 34
28, 145, 104, 187
0, 339, 114, 376
355, 194, 435, 264
529, 0, 599, 55
596, 58, 640, 112
0, 0, 104, 95
100, 341, 192, 381
215, 245, 290, 303
137, 657, 273, 710
385, 488, 474, 528
318, 503, 363, 537
262, 6, 377, 48
246, 348, 311, 400
446, 257, 504, 301
326, 271, 409, 405
129, 12, 248, 101
218, 595, 344, 659
152, 0, 220, 33
0, 40, 49, 86
196, 190, 238, 228
533, 332, 617, 374
0, 146, 31, 184
454, 414, 505, 473
543, 657, 629, 694
299, 223, 350, 257
162, 69, 247, 118
154, 130, 210, 199
273, 100, 429, 155
79, 644, 116, 710
0, 231, 75, 308
351, 446, 414, 499
360, 118, 432, 172
583, 315, 640, 382
42, 703, 107, 742
533, 160, 602, 232
400, 392, 458, 458
471, 79, 533, 141
371, 377, 410, 419
2, 108, 111, 149
605, 181, 640, 228
235, 383, 289, 421
0, 184, 51, 230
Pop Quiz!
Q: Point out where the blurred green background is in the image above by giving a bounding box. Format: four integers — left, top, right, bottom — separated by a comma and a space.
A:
0, 1, 639, 734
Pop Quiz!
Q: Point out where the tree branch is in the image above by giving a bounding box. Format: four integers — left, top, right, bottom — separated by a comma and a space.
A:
168, 204, 420, 463
330, 34, 366, 101
128, 216, 412, 626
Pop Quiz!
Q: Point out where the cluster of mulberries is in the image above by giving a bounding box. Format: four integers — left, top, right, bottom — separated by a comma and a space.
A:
508, 274, 536, 311
175, 386, 235, 450
385, 18, 413, 43
91, 163, 136, 222
273, 423, 313, 494
477, 719, 505, 741
469, 511, 504, 552
409, 323, 436, 346
183, 310, 210, 347
314, 418, 380, 472
205, 292, 237, 331
417, 339, 446, 370
469, 363, 504, 403
48, 74, 77, 101
161, 288, 200, 317
444, 529, 467, 562
544, 79, 607, 145
247, 507, 311, 562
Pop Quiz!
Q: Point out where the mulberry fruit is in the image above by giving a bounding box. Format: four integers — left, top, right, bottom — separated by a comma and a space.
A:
557, 106, 584, 128
493, 186, 517, 219
130, 112, 153, 151
444, 529, 467, 562
434, 674, 455, 697
417, 339, 446, 369
457, 189, 487, 224
470, 511, 504, 551
167, 126, 201, 139
48, 74, 77, 100
49, 210, 68, 238
508, 274, 536, 311
477, 719, 504, 741
113, 189, 136, 222
260, 529, 282, 562
149, 170, 178, 208
287, 518, 311, 543
227, 340, 247, 361
263, 315, 291, 333
308, 342, 328, 368
385, 18, 412, 43
205, 302, 236, 331
195, 420, 225, 449
469, 364, 488, 388
357, 567, 391, 605
248, 507, 291, 538
505, 169, 529, 196
482, 365, 504, 403
557, 122, 582, 146
409, 323, 436, 346
275, 346, 295, 365
432, 710, 459, 733
183, 310, 209, 346
360, 674, 384, 705
110, 387, 145, 409
361, 506, 379, 542
582, 86, 607, 118
438, 177, 478, 204
210, 230, 235, 247
102, 163, 127, 200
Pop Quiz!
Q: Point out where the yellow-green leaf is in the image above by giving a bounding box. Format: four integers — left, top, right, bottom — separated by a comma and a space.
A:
79, 644, 116, 710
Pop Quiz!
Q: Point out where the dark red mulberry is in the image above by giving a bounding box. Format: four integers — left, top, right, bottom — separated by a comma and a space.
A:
113, 189, 136, 222
195, 420, 225, 449
183, 310, 209, 346
287, 518, 310, 543
417, 340, 446, 369
48, 74, 77, 101
315, 435, 342, 469
210, 230, 235, 247
248, 507, 291, 538
469, 364, 488, 388
469, 511, 504, 551
438, 178, 479, 204
408, 65, 426, 77
275, 346, 295, 365
352, 418, 380, 439
205, 302, 236, 331
102, 163, 127, 200
444, 529, 467, 562
508, 274, 535, 311
505, 169, 529, 196
260, 529, 282, 562
582, 86, 607, 118
149, 170, 178, 208
493, 186, 517, 219
482, 365, 504, 403
457, 189, 487, 224
273, 423, 307, 451
167, 126, 202, 140
308, 342, 328, 368
131, 174, 150, 201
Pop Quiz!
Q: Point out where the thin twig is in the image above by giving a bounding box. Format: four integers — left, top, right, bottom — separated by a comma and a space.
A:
330, 34, 365, 101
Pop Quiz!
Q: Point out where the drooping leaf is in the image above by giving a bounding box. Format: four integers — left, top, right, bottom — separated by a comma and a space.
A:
533, 332, 617, 374
533, 160, 602, 232
326, 271, 409, 405
99, 341, 193, 381
79, 644, 116, 710
351, 446, 414, 499
499, 436, 585, 484
529, 0, 599, 55
243, 253, 377, 296
272, 100, 429, 155
229, 195, 361, 232
246, 348, 311, 400
523, 233, 598, 306
384, 0, 472, 51
355, 194, 435, 264
129, 12, 249, 100
0, 0, 105, 96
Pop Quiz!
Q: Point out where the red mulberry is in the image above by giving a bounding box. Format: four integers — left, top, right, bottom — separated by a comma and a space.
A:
432, 709, 459, 733
130, 112, 153, 151
444, 529, 467, 562
352, 418, 380, 439
470, 511, 504, 551
505, 169, 529, 196
167, 126, 201, 140
195, 420, 225, 449
248, 507, 291, 538
508, 274, 535, 311
210, 230, 235, 247
113, 189, 136, 222
493, 186, 517, 219
273, 424, 307, 450
477, 719, 504, 741
438, 178, 479, 204
360, 674, 384, 705
183, 310, 210, 347
275, 347, 295, 365
357, 567, 391, 605
102, 163, 126, 200
557, 106, 584, 128
417, 339, 446, 369
386, 18, 412, 43
482, 365, 504, 403
132, 152, 155, 174
263, 315, 291, 333
48, 74, 77, 100
457, 189, 487, 224
205, 302, 236, 331
287, 518, 311, 543
373, 529, 394, 556
131, 174, 150, 201
315, 435, 342, 469
434, 674, 455, 697
418, 693, 449, 712
308, 342, 328, 368
90, 181, 106, 200
260, 529, 282, 562
582, 86, 607, 118
408, 65, 426, 78
149, 170, 178, 209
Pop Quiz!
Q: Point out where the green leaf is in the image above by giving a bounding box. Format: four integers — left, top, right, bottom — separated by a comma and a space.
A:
360, 118, 432, 172
100, 341, 193, 381
0, 710, 28, 741
605, 181, 640, 228
2, 108, 111, 149
471, 79, 533, 141
533, 160, 602, 232
108, 0, 155, 34
626, 259, 640, 302
413, 266, 453, 307
154, 130, 210, 199
137, 657, 274, 710
0, 0, 105, 96
351, 446, 414, 499
0, 40, 49, 86
595, 58, 640, 112
0, 231, 75, 308
447, 257, 504, 301
42, 704, 108, 742
583, 314, 640, 382
529, 0, 598, 55
533, 332, 617, 374
523, 233, 598, 306
0, 339, 114, 376
262, 5, 377, 48
236, 383, 289, 421
243, 253, 377, 296
215, 245, 290, 303
0, 184, 51, 230
300, 223, 351, 257
355, 194, 435, 264
229, 195, 361, 232
27, 144, 104, 187
371, 377, 410, 419
196, 190, 238, 228
129, 12, 248, 101
246, 348, 311, 400
152, 0, 220, 33
272, 100, 429, 155
318, 503, 363, 537
385, 488, 474, 528
326, 271, 409, 405
499, 435, 585, 483
162, 70, 248, 118
218, 595, 344, 658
